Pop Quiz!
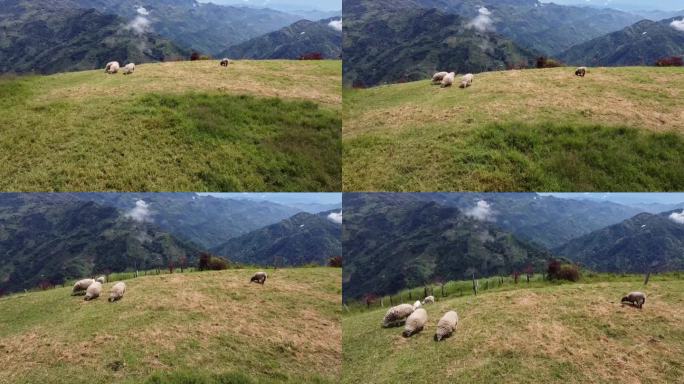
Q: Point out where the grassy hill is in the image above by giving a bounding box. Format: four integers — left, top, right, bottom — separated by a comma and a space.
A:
343, 66, 684, 192
342, 277, 684, 383
0, 267, 341, 384
0, 60, 341, 192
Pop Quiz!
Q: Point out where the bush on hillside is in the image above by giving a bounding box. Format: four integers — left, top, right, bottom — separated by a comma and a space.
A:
328, 256, 342, 268
198, 252, 229, 271
547, 259, 580, 282
536, 56, 564, 68
299, 52, 323, 60
655, 56, 683, 67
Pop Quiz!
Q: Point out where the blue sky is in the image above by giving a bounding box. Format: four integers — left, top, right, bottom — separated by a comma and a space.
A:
199, 193, 342, 206
199, 0, 341, 11
539, 193, 684, 205
541, 0, 683, 11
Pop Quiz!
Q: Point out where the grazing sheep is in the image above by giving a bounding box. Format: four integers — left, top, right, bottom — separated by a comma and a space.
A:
250, 271, 267, 285
84, 281, 102, 301
95, 276, 106, 284
220, 58, 231, 67
621, 291, 646, 308
459, 73, 474, 88
382, 304, 415, 328
105, 61, 120, 74
403, 308, 428, 337
109, 282, 126, 302
434, 310, 459, 341
413, 300, 422, 310
575, 66, 587, 77
72, 278, 94, 295
422, 295, 435, 305
432, 71, 448, 84
122, 63, 135, 75
441, 72, 456, 88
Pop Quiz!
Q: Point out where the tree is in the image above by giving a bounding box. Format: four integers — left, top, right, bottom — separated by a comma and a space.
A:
190, 52, 201, 61
179, 256, 188, 273
198, 252, 211, 271
168, 259, 175, 274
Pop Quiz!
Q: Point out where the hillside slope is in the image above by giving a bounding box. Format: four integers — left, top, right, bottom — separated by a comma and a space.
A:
555, 210, 684, 273
0, 1, 188, 74
559, 17, 684, 66
212, 211, 342, 266
0, 268, 341, 384
342, 280, 684, 383
343, 66, 684, 191
223, 18, 342, 60
0, 60, 341, 192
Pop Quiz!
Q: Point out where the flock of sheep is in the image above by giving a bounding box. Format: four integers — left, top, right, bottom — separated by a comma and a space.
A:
430, 66, 589, 89
382, 290, 646, 341
72, 276, 126, 302
104, 61, 135, 75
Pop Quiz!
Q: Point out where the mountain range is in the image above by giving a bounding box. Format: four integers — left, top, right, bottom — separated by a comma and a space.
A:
342, 193, 684, 299
211, 210, 342, 266
559, 17, 684, 66
222, 17, 342, 59
0, 193, 342, 294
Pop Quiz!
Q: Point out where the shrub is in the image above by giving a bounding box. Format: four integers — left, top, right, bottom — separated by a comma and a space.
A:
198, 253, 229, 271
655, 56, 683, 67
299, 52, 323, 60
547, 259, 580, 282
328, 256, 342, 268
536, 56, 564, 68
190, 52, 201, 61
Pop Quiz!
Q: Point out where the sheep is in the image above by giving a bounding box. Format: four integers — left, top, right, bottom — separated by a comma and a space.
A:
459, 73, 474, 88
621, 291, 646, 309
122, 63, 135, 75
105, 61, 120, 74
575, 66, 587, 77
250, 271, 267, 285
220, 58, 231, 67
402, 308, 428, 337
422, 295, 435, 305
95, 276, 106, 284
84, 281, 102, 301
413, 300, 422, 310
432, 71, 448, 84
382, 304, 415, 328
72, 278, 94, 296
108, 282, 126, 302
434, 310, 459, 341
441, 72, 456, 88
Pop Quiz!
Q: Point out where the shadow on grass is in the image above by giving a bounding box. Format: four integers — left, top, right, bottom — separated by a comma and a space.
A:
458, 122, 684, 191
133, 93, 341, 191
143, 370, 333, 384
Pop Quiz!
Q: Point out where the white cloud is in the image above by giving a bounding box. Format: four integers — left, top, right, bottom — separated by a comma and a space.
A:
136, 6, 150, 15
671, 19, 684, 32
126, 15, 151, 34
465, 200, 495, 222
669, 210, 684, 224
327, 211, 342, 224
328, 19, 342, 32
467, 7, 494, 32
126, 200, 153, 223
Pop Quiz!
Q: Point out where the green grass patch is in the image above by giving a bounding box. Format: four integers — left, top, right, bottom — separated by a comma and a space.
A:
344, 122, 684, 191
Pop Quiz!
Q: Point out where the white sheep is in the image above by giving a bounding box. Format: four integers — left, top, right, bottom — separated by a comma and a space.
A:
122, 63, 135, 75
105, 61, 120, 74
403, 308, 428, 337
413, 300, 422, 310
459, 73, 474, 88
382, 303, 415, 328
250, 271, 267, 285
220, 58, 231, 67
621, 291, 646, 308
72, 278, 94, 295
575, 66, 587, 77
441, 72, 456, 88
434, 310, 459, 341
84, 281, 102, 301
95, 276, 106, 284
432, 71, 448, 84
109, 282, 126, 302
422, 295, 435, 305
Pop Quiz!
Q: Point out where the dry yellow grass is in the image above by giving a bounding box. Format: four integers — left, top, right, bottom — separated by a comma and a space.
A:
0, 268, 341, 383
